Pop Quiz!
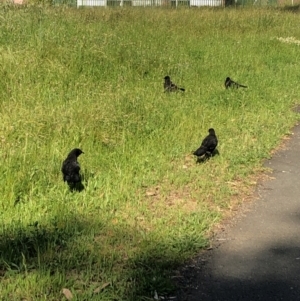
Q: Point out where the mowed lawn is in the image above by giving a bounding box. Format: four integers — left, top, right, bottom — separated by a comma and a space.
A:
0, 5, 300, 300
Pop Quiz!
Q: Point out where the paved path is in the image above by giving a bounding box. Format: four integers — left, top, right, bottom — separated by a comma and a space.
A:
178, 124, 300, 301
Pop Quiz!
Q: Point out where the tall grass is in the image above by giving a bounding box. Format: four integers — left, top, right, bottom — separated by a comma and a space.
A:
0, 6, 300, 300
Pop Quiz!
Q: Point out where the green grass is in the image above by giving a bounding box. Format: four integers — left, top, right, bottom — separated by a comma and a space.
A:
0, 5, 300, 300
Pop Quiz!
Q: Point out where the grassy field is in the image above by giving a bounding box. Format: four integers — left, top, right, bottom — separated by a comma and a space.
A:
0, 5, 300, 300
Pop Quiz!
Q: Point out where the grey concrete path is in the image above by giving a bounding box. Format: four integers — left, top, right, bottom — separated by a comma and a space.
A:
177, 124, 300, 301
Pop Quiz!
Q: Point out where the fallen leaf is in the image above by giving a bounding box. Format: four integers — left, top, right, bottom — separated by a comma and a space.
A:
146, 191, 157, 197
62, 288, 73, 300
94, 282, 110, 294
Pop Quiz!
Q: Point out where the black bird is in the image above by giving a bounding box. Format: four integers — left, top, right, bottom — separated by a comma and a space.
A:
61, 148, 84, 190
164, 76, 185, 92
225, 77, 247, 89
193, 128, 218, 159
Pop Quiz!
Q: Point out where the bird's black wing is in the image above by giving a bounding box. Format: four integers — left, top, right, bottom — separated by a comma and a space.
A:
164, 81, 185, 92
193, 136, 210, 156
194, 135, 218, 157
193, 146, 206, 157
236, 83, 247, 88
62, 159, 81, 183
171, 82, 185, 92
206, 136, 218, 153
226, 78, 247, 89
201, 135, 213, 148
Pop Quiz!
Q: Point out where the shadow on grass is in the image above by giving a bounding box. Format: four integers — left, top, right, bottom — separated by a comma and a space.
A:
125, 239, 208, 300
1, 214, 300, 301
0, 215, 91, 269
0, 214, 207, 300
280, 4, 300, 13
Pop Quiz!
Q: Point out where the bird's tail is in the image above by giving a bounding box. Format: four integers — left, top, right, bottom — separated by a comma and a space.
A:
193, 147, 206, 157
238, 84, 247, 88
179, 88, 185, 92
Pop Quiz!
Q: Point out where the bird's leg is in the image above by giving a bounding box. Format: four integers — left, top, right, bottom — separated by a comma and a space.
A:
205, 151, 212, 158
